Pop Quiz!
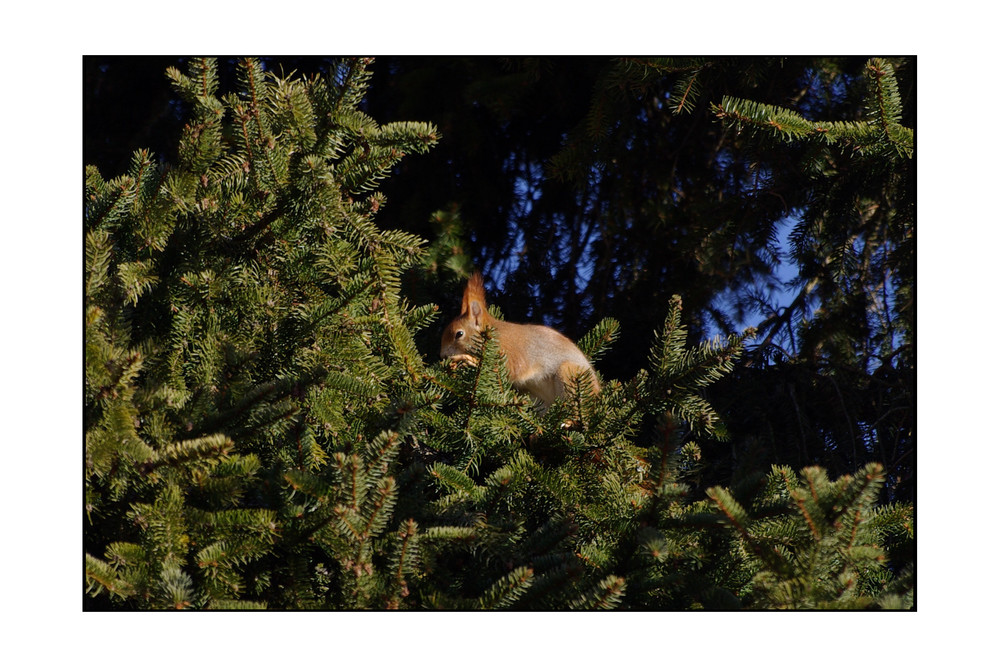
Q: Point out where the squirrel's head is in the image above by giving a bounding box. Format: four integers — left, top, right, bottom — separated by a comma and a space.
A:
440, 273, 488, 358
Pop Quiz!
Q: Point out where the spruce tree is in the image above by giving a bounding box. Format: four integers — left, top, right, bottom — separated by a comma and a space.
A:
85, 57, 912, 610
85, 57, 440, 609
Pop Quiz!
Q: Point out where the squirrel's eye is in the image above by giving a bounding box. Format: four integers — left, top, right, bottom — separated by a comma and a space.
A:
455, 330, 464, 340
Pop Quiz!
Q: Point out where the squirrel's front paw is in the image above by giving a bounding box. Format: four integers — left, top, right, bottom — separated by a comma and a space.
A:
446, 354, 479, 369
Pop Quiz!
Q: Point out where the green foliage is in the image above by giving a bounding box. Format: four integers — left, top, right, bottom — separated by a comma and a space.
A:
85, 57, 439, 609
700, 463, 914, 609
712, 59, 912, 159
85, 57, 912, 611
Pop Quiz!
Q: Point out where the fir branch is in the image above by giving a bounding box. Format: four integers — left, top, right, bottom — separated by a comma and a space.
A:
429, 462, 481, 499
86, 172, 136, 232
864, 59, 902, 132
358, 476, 398, 541
85, 229, 113, 299
207, 599, 268, 610
476, 566, 535, 609
706, 486, 752, 539
330, 58, 375, 118
569, 574, 626, 610
236, 58, 284, 188
157, 566, 197, 610
391, 519, 420, 598
118, 259, 160, 306
85, 553, 135, 600
576, 317, 620, 362
284, 469, 333, 502
141, 433, 234, 475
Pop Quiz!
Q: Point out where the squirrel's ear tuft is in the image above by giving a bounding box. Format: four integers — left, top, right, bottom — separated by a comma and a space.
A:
462, 272, 487, 314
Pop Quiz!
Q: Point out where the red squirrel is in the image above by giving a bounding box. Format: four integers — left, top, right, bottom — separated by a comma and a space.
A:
440, 273, 600, 407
